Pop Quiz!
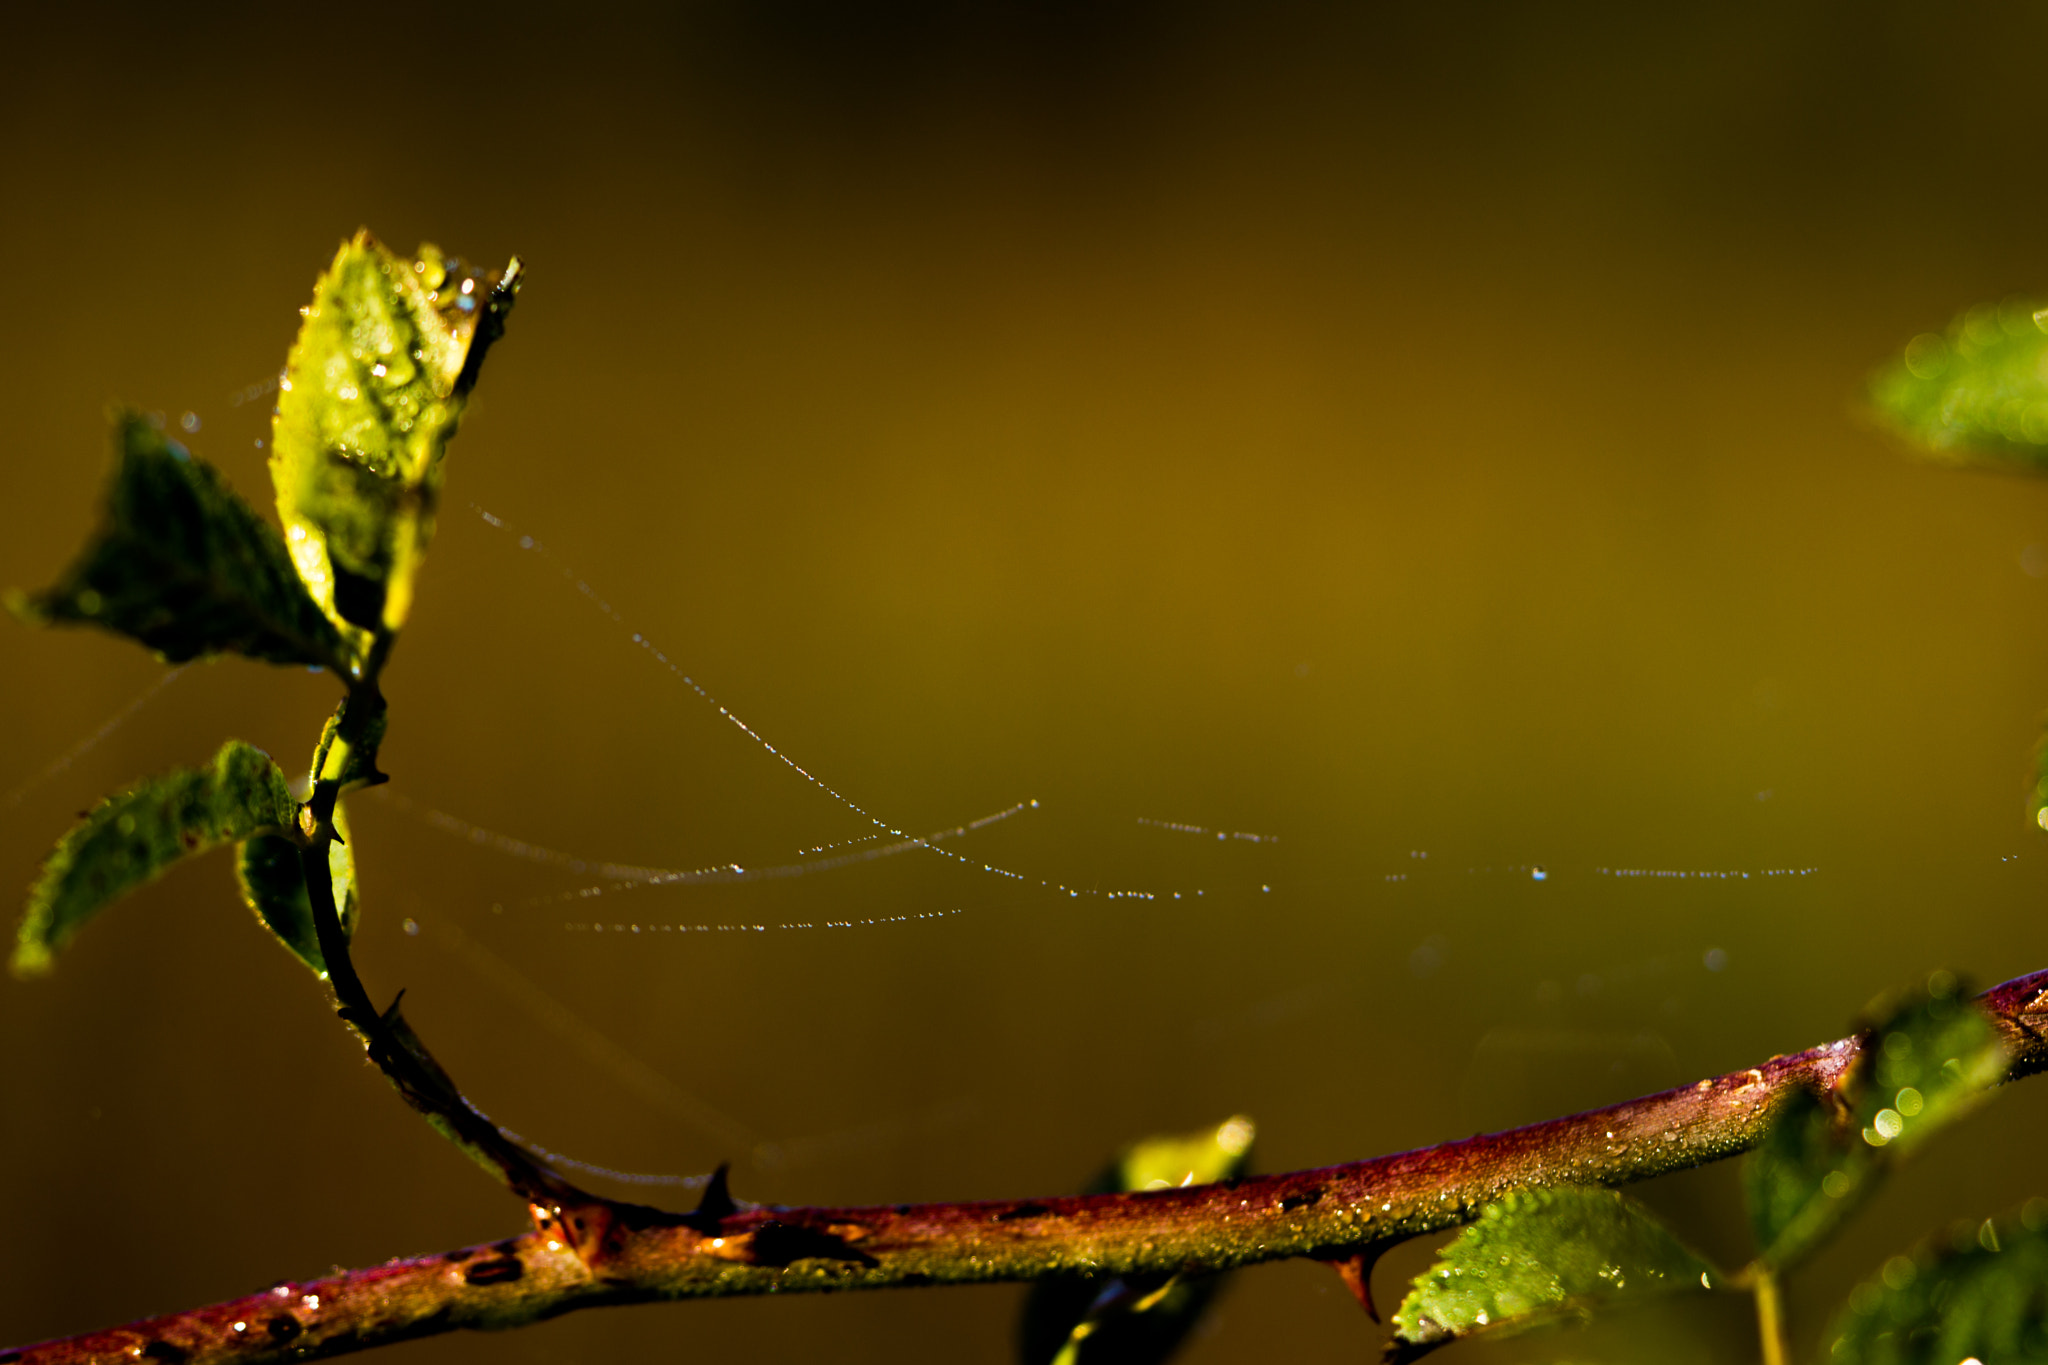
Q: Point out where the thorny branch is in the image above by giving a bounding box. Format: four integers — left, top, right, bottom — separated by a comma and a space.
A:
9, 968, 2047, 1364
296, 680, 606, 1239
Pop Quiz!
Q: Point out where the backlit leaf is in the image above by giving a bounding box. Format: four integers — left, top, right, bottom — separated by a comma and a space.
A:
1111, 1116, 1257, 1194
1871, 296, 2048, 471
1826, 1200, 2048, 1364
13, 741, 298, 977
8, 412, 353, 673
2030, 727, 2048, 835
235, 798, 357, 980
1017, 1115, 1256, 1365
1745, 975, 2005, 1272
1385, 1187, 1719, 1363
269, 231, 520, 650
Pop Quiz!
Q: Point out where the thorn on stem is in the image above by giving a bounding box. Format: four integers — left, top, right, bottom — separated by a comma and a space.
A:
1322, 1249, 1383, 1321
685, 1163, 738, 1231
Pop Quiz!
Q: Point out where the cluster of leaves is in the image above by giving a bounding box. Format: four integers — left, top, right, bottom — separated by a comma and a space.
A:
1377, 977, 2021, 1362
7, 230, 518, 981
1023, 977, 2030, 1365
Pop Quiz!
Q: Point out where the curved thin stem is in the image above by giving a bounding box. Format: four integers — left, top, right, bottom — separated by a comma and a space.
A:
298, 682, 593, 1218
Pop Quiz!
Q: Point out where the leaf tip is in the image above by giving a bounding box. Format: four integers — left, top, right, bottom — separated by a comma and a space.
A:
3, 586, 45, 628
9, 940, 54, 980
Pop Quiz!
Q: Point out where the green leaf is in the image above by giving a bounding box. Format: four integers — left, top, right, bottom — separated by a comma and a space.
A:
2030, 726, 2048, 835
1871, 296, 2048, 471
13, 741, 299, 977
1385, 1187, 1717, 1361
1744, 975, 2006, 1272
1826, 1200, 2048, 1364
1109, 1115, 1257, 1194
1017, 1116, 1255, 1365
9, 412, 354, 673
269, 230, 520, 648
235, 798, 357, 980
307, 691, 389, 794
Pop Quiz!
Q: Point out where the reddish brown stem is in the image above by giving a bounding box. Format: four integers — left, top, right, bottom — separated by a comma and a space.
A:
11, 970, 2048, 1365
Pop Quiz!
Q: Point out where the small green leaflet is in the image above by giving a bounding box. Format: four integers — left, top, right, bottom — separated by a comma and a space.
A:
1871, 295, 2048, 471
1112, 1115, 1256, 1193
235, 798, 357, 981
269, 231, 520, 650
307, 691, 389, 794
13, 741, 298, 977
1827, 1200, 2048, 1364
2030, 728, 2048, 835
1744, 976, 2006, 1272
1384, 1187, 1719, 1363
8, 412, 353, 674
1017, 1116, 1255, 1365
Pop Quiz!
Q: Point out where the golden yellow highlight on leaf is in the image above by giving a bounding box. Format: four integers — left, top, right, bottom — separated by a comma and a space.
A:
269, 231, 520, 654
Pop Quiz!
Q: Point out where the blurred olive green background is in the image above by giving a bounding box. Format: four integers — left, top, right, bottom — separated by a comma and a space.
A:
7, 4, 2048, 1361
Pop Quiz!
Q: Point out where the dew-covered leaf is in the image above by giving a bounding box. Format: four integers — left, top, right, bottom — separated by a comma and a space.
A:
269, 231, 519, 650
8, 412, 353, 673
1384, 1187, 1719, 1364
235, 798, 356, 980
1745, 976, 2005, 1272
1017, 1116, 1255, 1365
13, 741, 299, 977
1826, 1199, 2048, 1364
1871, 296, 2048, 471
